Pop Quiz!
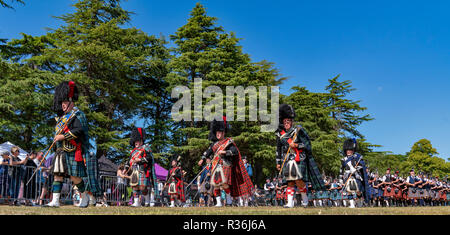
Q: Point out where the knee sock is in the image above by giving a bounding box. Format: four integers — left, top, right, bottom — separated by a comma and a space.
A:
52, 181, 63, 193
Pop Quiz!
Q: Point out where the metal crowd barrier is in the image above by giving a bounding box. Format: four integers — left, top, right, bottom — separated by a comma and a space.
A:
99, 175, 129, 206
0, 164, 157, 207
1, 165, 448, 207
0, 164, 75, 205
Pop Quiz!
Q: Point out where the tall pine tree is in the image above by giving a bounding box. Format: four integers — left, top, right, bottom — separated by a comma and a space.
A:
325, 74, 378, 158
284, 86, 341, 175
1, 0, 170, 160
168, 3, 284, 184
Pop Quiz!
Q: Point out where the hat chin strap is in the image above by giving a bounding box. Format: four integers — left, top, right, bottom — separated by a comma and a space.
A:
64, 101, 74, 114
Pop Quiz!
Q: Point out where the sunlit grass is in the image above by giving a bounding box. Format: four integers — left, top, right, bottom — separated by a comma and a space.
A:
0, 205, 449, 215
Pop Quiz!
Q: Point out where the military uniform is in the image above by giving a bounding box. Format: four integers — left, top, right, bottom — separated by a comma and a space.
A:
330, 180, 341, 207
276, 104, 325, 208
381, 171, 395, 206
340, 139, 369, 208
127, 128, 158, 207
167, 158, 184, 207
406, 170, 419, 205
46, 81, 100, 208
201, 117, 253, 207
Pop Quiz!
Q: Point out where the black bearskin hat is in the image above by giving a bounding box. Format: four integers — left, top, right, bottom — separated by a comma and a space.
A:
53, 81, 79, 116
279, 104, 295, 122
343, 138, 357, 154
129, 127, 146, 146
208, 116, 230, 141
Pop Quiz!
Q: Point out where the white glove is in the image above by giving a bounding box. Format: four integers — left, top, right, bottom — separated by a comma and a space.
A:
347, 161, 356, 174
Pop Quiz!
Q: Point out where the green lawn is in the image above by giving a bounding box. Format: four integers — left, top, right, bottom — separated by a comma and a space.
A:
0, 205, 449, 215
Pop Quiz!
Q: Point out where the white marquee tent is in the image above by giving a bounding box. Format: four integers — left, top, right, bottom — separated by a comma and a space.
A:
0, 141, 30, 160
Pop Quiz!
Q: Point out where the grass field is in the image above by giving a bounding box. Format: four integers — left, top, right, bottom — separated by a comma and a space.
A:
0, 205, 449, 215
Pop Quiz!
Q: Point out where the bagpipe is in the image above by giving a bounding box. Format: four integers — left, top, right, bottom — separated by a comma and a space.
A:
26, 110, 77, 185
184, 138, 233, 197
126, 144, 150, 187
384, 177, 393, 194
162, 156, 182, 192
341, 156, 363, 195
209, 138, 233, 187
277, 130, 299, 179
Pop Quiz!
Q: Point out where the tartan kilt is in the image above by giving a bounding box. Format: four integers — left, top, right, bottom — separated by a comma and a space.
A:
402, 190, 408, 200
330, 190, 342, 200
422, 189, 430, 198
314, 191, 320, 199
307, 191, 313, 200
275, 190, 284, 200
168, 179, 185, 201
330, 190, 337, 200
393, 187, 403, 199
383, 186, 395, 197
336, 191, 343, 200
376, 188, 384, 198
323, 190, 330, 199
407, 187, 417, 199
416, 188, 424, 198
212, 164, 232, 185
440, 191, 446, 200
65, 151, 87, 178
429, 190, 436, 199
83, 152, 101, 196
135, 171, 149, 187
223, 165, 232, 185
367, 186, 373, 199
318, 190, 329, 199
434, 190, 441, 200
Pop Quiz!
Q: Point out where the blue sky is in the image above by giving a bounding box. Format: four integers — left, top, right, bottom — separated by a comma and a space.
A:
1, 0, 449, 159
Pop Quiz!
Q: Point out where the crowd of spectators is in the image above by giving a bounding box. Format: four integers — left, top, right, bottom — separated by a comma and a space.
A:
0, 147, 52, 206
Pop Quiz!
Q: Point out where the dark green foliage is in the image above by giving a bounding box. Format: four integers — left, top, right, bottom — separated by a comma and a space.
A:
0, 1, 448, 182
0, 0, 23, 9
283, 86, 340, 176
167, 3, 284, 184
1, 0, 170, 161
326, 74, 373, 139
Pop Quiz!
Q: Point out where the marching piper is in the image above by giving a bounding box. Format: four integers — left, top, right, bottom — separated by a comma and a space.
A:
340, 138, 370, 208
381, 168, 394, 207
423, 173, 431, 206
166, 156, 185, 207
275, 104, 326, 208
405, 169, 419, 206
45, 81, 100, 208
126, 127, 158, 207
366, 169, 375, 206
198, 116, 254, 207
391, 171, 402, 207
432, 175, 441, 206
198, 158, 213, 207
274, 177, 286, 207
416, 172, 426, 206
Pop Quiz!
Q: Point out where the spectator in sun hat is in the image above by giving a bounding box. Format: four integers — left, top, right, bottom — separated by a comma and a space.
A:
0, 151, 11, 202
